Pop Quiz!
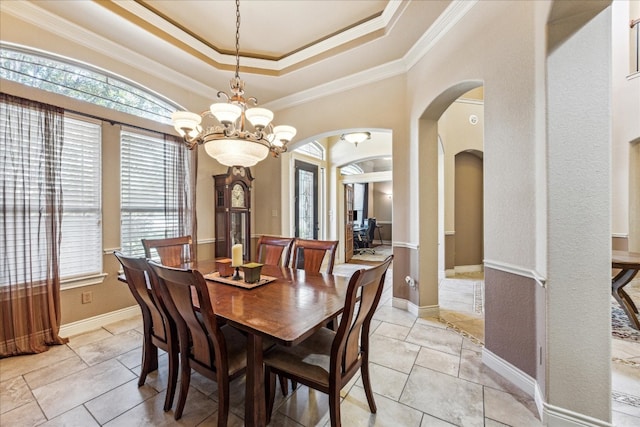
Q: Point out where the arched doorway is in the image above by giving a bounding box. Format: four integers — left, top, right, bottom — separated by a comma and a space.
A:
437, 88, 486, 341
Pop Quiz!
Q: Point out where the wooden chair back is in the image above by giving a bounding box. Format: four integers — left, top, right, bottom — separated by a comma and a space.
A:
148, 261, 223, 373
256, 235, 294, 267
142, 235, 193, 266
113, 251, 178, 411
334, 254, 393, 377
290, 238, 339, 274
147, 260, 246, 423
263, 255, 393, 425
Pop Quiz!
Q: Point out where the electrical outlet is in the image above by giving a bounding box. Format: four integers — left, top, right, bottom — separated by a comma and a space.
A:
81, 291, 93, 304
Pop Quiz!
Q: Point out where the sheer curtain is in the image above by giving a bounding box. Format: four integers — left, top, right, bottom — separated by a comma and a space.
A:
164, 134, 198, 259
0, 94, 67, 356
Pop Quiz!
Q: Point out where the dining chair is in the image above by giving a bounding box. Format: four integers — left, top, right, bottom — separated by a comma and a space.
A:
290, 238, 339, 274
264, 255, 393, 427
147, 260, 269, 424
255, 235, 295, 267
142, 235, 194, 267
114, 252, 178, 412
255, 235, 298, 395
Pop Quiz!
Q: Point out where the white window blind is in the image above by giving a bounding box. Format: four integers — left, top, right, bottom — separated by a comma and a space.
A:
0, 110, 102, 286
121, 129, 183, 258
60, 115, 103, 280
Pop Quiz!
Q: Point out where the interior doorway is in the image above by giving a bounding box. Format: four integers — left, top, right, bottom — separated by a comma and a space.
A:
437, 87, 485, 342
345, 184, 354, 261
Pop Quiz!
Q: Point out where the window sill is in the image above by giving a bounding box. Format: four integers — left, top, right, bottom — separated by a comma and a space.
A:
61, 272, 107, 290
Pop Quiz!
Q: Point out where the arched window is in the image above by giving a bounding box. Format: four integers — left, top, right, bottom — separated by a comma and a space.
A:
340, 164, 365, 175
0, 44, 192, 289
0, 44, 180, 124
294, 140, 325, 160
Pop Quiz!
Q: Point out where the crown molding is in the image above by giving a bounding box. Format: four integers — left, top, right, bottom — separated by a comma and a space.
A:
404, 0, 479, 71
115, 0, 406, 72
2, 0, 480, 113
263, 58, 407, 111
266, 0, 479, 111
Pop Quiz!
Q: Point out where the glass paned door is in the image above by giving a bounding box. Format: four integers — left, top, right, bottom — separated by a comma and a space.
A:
295, 160, 318, 239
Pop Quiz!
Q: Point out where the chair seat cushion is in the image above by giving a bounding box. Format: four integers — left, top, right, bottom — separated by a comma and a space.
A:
263, 327, 336, 388
221, 325, 249, 375
222, 325, 273, 375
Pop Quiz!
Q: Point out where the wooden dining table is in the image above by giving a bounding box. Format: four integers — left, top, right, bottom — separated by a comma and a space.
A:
185, 260, 352, 427
612, 250, 640, 330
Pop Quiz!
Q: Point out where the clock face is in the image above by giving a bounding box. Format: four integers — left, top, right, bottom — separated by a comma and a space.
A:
231, 184, 245, 208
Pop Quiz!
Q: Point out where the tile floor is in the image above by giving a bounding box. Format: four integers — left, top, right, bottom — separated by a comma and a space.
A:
1, 265, 639, 426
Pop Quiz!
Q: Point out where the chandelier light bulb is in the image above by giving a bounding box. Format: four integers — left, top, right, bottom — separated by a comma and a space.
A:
245, 107, 274, 130
272, 125, 297, 146
171, 111, 202, 136
209, 103, 242, 125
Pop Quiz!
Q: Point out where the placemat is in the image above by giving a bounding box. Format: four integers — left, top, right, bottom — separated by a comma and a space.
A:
203, 271, 277, 289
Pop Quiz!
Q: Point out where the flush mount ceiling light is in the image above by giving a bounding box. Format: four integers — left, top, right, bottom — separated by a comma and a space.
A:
341, 131, 371, 147
171, 0, 296, 167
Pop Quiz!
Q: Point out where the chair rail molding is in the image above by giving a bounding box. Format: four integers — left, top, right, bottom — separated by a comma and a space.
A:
483, 259, 546, 288
392, 241, 419, 250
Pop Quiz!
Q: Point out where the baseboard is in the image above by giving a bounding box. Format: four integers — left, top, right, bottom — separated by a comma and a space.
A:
59, 305, 140, 338
392, 297, 408, 311
483, 349, 612, 427
454, 264, 483, 273
393, 297, 438, 317
535, 382, 545, 421
542, 402, 613, 427
482, 348, 536, 398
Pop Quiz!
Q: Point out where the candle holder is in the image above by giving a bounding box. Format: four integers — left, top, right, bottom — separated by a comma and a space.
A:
232, 266, 241, 281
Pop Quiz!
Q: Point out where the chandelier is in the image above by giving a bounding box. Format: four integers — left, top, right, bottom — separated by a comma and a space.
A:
171, 0, 296, 167
341, 131, 371, 147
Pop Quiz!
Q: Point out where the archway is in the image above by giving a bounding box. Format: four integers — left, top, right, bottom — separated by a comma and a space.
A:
416, 80, 483, 321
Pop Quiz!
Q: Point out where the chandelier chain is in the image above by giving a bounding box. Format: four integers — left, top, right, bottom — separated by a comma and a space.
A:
235, 0, 241, 79
170, 0, 296, 166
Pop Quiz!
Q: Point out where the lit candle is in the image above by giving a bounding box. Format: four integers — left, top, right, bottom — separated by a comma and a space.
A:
231, 244, 243, 267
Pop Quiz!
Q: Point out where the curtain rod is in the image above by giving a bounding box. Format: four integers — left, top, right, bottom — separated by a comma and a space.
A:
2, 89, 174, 137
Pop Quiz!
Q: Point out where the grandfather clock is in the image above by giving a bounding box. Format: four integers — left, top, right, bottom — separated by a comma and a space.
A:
213, 166, 253, 261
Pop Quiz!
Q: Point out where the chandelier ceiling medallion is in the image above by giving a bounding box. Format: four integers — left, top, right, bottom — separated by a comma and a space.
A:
171, 0, 296, 167
341, 131, 371, 147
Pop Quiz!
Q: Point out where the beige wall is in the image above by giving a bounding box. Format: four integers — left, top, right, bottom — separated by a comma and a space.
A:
454, 152, 483, 267
371, 182, 392, 222
438, 98, 484, 233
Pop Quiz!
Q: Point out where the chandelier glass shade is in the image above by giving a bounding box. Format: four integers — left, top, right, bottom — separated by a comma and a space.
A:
171, 0, 295, 167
